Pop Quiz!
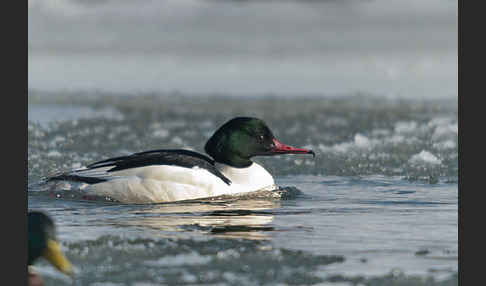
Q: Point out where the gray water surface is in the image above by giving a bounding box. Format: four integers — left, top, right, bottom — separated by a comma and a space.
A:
28, 92, 458, 285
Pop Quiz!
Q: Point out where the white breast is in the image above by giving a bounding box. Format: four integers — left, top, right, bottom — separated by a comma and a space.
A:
215, 162, 276, 192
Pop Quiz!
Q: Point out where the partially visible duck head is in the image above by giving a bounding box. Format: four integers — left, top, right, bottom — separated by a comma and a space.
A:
28, 211, 74, 278
205, 117, 315, 168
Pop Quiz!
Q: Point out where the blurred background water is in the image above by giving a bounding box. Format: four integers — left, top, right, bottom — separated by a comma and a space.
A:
28, 0, 457, 98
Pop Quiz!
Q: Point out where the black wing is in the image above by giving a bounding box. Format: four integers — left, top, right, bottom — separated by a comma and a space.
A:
48, 149, 231, 185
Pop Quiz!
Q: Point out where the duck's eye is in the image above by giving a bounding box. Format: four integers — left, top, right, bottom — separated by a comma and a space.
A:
258, 135, 265, 142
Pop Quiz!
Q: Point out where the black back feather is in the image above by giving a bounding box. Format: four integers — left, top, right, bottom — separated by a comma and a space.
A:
49, 149, 231, 185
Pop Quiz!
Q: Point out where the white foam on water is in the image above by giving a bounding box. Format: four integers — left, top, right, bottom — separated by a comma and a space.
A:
394, 121, 418, 134
433, 140, 456, 150
48, 135, 66, 147
409, 150, 442, 165
144, 252, 211, 267
354, 133, 373, 148
47, 150, 62, 157
371, 128, 391, 137
152, 129, 170, 138
318, 133, 378, 153
385, 134, 406, 144
432, 122, 458, 141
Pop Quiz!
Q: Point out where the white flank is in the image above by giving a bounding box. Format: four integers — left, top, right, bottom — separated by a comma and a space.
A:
78, 162, 277, 204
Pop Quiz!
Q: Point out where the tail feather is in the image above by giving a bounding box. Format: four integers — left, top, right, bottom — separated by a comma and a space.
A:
46, 173, 107, 184
45, 167, 113, 185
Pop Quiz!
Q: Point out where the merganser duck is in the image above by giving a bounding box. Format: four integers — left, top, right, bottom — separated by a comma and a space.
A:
28, 211, 74, 285
46, 117, 315, 204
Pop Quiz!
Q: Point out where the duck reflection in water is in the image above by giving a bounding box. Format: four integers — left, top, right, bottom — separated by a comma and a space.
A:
105, 192, 283, 240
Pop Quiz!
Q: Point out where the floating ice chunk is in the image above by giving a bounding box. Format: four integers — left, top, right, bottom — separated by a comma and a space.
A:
409, 150, 442, 165
354, 133, 371, 148
144, 252, 210, 267
394, 121, 418, 134
428, 117, 453, 128
47, 150, 62, 157
152, 129, 169, 138
426, 116, 458, 141
321, 134, 374, 153
386, 134, 405, 144
368, 152, 390, 160
432, 122, 458, 140
49, 135, 66, 147
433, 140, 457, 150
371, 129, 390, 136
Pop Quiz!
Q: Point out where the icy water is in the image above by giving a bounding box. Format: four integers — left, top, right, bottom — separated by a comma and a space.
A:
28, 91, 458, 285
